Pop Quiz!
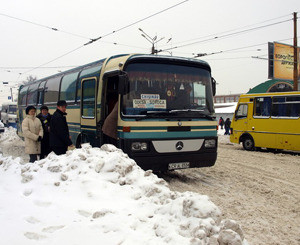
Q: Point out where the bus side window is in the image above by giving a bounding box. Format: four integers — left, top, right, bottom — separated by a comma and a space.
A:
254, 97, 271, 117
37, 81, 46, 106
44, 76, 62, 104
272, 96, 300, 118
82, 79, 96, 118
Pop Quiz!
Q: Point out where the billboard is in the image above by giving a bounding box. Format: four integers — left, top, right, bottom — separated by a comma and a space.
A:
268, 42, 300, 81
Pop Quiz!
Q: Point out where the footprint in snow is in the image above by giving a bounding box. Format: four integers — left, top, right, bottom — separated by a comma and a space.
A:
23, 189, 32, 196
34, 200, 52, 207
25, 216, 40, 224
42, 225, 65, 233
78, 210, 92, 217
24, 232, 46, 240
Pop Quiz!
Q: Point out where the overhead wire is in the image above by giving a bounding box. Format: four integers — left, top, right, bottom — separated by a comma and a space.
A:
159, 18, 293, 53
0, 12, 152, 50
19, 0, 190, 76
0, 12, 92, 41
162, 12, 294, 47
83, 0, 190, 46
193, 36, 299, 58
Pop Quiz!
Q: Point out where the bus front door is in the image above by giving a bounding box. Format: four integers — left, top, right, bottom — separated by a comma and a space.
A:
233, 103, 249, 140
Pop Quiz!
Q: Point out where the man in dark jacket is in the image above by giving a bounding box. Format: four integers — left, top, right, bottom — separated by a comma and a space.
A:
224, 118, 231, 135
50, 100, 74, 155
37, 105, 52, 159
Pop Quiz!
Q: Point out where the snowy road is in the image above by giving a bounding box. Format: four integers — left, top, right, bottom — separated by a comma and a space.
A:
1, 128, 299, 244
163, 136, 300, 245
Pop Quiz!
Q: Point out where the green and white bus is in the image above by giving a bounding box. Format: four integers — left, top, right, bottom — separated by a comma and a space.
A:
18, 54, 218, 171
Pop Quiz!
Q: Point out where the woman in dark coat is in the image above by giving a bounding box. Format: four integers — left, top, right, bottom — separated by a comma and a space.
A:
37, 105, 52, 159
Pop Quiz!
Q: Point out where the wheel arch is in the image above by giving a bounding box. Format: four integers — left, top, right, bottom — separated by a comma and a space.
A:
239, 132, 254, 144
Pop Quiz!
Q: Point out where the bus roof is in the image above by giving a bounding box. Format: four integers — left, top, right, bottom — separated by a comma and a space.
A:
239, 91, 300, 98
20, 54, 211, 89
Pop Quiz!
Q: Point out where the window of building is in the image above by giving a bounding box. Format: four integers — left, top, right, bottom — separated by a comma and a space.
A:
44, 76, 62, 104
60, 72, 79, 102
82, 79, 96, 118
254, 97, 271, 117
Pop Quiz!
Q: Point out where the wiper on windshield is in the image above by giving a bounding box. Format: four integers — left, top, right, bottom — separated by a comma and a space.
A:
135, 110, 170, 121
170, 109, 215, 120
169, 109, 204, 113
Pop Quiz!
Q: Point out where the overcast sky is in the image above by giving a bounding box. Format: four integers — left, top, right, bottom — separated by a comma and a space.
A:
1, 0, 299, 96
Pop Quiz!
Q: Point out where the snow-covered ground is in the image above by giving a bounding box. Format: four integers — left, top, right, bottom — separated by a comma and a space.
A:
0, 128, 247, 245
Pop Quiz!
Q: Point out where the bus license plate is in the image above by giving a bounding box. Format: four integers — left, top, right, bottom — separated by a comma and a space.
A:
168, 162, 190, 170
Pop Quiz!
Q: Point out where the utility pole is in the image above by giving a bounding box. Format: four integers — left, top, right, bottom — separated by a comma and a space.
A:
293, 12, 298, 91
10, 87, 13, 102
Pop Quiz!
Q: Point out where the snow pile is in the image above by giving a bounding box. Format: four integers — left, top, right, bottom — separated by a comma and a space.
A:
0, 127, 27, 160
0, 120, 4, 127
0, 144, 247, 244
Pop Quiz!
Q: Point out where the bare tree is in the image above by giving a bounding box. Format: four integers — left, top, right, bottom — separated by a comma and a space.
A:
20, 75, 38, 85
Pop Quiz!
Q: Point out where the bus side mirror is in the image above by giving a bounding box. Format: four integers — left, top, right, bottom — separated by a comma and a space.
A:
212, 77, 216, 96
118, 74, 129, 95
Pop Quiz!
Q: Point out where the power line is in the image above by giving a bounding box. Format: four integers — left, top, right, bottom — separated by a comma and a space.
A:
0, 12, 92, 41
163, 12, 294, 47
0, 12, 150, 50
203, 56, 253, 61
20, 0, 190, 76
83, 0, 190, 46
159, 18, 293, 53
194, 37, 298, 58
23, 45, 85, 75
0, 66, 78, 69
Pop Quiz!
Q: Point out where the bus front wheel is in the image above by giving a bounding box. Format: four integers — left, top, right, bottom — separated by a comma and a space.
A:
242, 137, 255, 151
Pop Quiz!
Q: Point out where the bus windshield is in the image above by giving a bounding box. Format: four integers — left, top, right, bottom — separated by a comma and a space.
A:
8, 105, 17, 113
122, 63, 214, 119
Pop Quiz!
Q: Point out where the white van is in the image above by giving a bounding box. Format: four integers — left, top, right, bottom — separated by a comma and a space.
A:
1, 102, 17, 128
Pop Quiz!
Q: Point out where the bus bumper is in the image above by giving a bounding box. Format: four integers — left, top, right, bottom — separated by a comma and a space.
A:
132, 152, 217, 171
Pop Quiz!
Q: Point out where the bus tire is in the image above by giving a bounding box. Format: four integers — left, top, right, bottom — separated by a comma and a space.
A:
242, 137, 255, 151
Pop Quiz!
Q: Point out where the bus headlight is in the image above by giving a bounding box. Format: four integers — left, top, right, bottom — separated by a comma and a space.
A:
131, 142, 148, 151
205, 139, 216, 148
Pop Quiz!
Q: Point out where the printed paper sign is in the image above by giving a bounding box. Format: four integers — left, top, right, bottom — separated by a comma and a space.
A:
141, 94, 160, 100
133, 99, 166, 109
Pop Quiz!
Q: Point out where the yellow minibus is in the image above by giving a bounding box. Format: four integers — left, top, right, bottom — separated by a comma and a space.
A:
230, 92, 300, 152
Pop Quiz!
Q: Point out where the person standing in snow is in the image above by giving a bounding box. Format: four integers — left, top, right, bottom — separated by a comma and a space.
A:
22, 106, 43, 163
219, 117, 224, 129
102, 102, 118, 145
224, 118, 231, 135
50, 100, 73, 155
37, 105, 52, 159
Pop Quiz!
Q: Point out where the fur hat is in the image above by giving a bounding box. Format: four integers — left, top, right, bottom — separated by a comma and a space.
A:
57, 100, 67, 107
40, 105, 49, 111
26, 105, 36, 115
